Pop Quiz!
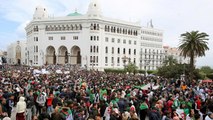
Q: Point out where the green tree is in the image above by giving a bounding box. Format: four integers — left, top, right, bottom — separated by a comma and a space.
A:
164, 55, 178, 66
124, 62, 138, 74
179, 31, 209, 81
200, 66, 212, 75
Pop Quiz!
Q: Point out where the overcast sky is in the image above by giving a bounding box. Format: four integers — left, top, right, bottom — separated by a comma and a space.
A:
0, 0, 212, 67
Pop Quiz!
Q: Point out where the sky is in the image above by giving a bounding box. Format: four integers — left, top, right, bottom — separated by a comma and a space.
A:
0, 0, 212, 67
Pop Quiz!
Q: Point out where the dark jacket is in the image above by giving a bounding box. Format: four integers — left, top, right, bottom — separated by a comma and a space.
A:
26, 95, 35, 108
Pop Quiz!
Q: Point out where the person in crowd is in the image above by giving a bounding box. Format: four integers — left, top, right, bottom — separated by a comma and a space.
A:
38, 107, 50, 120
0, 65, 212, 120
16, 96, 26, 120
36, 92, 46, 115
26, 90, 36, 120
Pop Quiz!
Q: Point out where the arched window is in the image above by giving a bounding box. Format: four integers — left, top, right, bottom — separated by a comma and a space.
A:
97, 46, 99, 53
93, 46, 96, 53
105, 25, 107, 31
70, 25, 73, 30
96, 56, 98, 63
66, 25, 69, 30
111, 26, 113, 32
105, 47, 108, 53
90, 46, 92, 53
97, 24, 99, 30
123, 48, 126, 54
94, 24, 97, 30
117, 48, 120, 54
90, 24, 94, 30
117, 28, 119, 33
112, 47, 114, 54
79, 24, 82, 30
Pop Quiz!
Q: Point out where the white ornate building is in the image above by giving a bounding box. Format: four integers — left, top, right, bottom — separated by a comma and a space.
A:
24, 0, 164, 70
7, 40, 26, 65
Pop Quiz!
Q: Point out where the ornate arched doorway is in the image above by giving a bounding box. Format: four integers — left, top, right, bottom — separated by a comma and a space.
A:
58, 46, 68, 65
46, 46, 56, 64
16, 45, 21, 65
71, 46, 81, 65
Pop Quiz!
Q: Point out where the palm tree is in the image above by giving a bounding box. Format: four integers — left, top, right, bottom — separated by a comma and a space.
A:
163, 55, 178, 66
178, 31, 209, 81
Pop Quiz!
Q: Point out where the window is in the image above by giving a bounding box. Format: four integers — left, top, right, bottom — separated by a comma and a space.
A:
117, 57, 120, 63
93, 46, 96, 53
112, 38, 115, 43
97, 46, 99, 53
117, 48, 120, 54
90, 46, 92, 53
123, 39, 126, 44
134, 41, 137, 45
134, 49, 136, 55
90, 56, 92, 62
96, 56, 98, 63
90, 36, 93, 41
48, 36, 53, 40
61, 36, 66, 40
34, 26, 38, 32
117, 39, 120, 43
34, 37, 38, 41
97, 36, 99, 41
129, 40, 131, 44
73, 36, 78, 40
129, 49, 131, 55
105, 57, 108, 63
105, 37, 109, 42
112, 47, 114, 54
123, 48, 126, 54
94, 36, 96, 41
105, 47, 108, 53
34, 46, 38, 53
111, 57, 114, 64
134, 58, 136, 64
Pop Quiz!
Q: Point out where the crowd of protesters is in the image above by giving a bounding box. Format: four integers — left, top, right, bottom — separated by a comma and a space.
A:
0, 65, 212, 120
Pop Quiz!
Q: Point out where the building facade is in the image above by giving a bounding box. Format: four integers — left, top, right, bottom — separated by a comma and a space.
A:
24, 0, 164, 70
163, 46, 190, 64
7, 40, 27, 65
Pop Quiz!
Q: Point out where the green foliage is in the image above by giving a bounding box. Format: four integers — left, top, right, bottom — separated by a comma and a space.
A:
138, 70, 145, 74
200, 66, 212, 75
147, 70, 157, 74
164, 55, 178, 66
124, 62, 138, 73
157, 64, 183, 78
178, 31, 209, 81
206, 74, 213, 79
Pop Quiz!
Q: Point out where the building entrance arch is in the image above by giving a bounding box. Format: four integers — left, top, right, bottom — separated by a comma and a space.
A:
71, 46, 81, 65
46, 46, 56, 64
58, 46, 68, 64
